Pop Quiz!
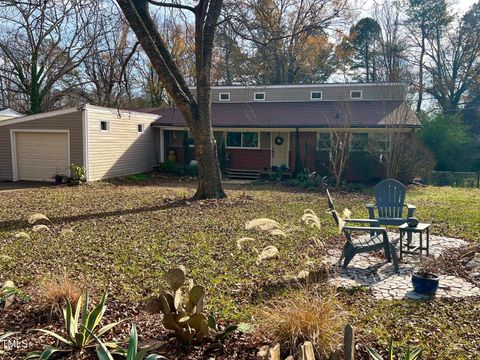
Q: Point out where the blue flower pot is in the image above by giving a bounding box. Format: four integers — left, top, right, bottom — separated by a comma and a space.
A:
412, 272, 439, 295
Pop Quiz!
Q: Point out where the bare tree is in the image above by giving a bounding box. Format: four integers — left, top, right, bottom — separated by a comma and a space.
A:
134, 15, 196, 107
0, 0, 101, 114
321, 96, 355, 189
424, 2, 480, 113
116, 0, 225, 199
367, 102, 435, 181
83, 9, 140, 108
227, 0, 348, 84
404, 0, 452, 112
374, 2, 410, 82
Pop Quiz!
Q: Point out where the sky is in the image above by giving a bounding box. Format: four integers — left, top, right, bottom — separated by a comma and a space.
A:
358, 0, 477, 17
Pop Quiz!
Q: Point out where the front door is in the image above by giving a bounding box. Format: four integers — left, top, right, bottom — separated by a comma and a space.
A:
271, 132, 290, 168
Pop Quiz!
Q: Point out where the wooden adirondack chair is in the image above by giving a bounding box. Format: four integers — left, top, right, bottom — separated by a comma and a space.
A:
367, 179, 416, 226
327, 189, 399, 272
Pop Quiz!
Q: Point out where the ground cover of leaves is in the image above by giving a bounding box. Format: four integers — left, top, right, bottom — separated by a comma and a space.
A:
0, 177, 479, 359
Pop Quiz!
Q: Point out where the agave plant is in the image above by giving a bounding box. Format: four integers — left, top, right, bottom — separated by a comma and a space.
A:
90, 325, 166, 360
27, 292, 123, 359
367, 338, 422, 360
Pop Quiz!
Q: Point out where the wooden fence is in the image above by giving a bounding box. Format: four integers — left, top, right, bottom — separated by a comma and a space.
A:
425, 171, 480, 188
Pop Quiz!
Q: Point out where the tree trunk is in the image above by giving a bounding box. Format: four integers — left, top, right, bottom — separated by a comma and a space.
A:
416, 36, 425, 113
117, 0, 226, 199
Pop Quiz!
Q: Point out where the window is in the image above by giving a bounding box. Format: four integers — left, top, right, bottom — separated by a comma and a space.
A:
100, 121, 109, 132
219, 92, 230, 101
310, 91, 323, 100
316, 132, 331, 151
254, 92, 265, 101
351, 133, 369, 151
226, 132, 259, 148
350, 90, 362, 99
138, 124, 145, 133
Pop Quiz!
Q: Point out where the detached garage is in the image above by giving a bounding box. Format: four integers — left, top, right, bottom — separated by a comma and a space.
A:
0, 104, 159, 182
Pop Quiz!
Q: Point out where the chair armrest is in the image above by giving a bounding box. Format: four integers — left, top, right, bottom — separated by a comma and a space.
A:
404, 203, 416, 217
345, 218, 379, 224
345, 219, 380, 229
366, 204, 377, 219
343, 226, 386, 232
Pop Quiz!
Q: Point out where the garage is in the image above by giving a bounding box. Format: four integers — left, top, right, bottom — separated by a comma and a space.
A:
13, 131, 69, 181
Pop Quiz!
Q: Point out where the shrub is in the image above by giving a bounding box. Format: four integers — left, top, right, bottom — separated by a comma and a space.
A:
159, 161, 198, 177
287, 168, 327, 189
70, 163, 86, 181
420, 114, 478, 172
254, 288, 345, 358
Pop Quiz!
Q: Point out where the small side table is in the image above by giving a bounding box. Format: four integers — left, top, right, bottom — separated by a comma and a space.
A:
399, 223, 431, 260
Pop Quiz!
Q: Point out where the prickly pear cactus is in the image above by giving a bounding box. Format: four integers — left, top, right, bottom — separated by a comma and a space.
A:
152, 267, 211, 343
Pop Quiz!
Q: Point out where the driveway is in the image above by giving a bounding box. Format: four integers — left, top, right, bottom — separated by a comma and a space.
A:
0, 181, 53, 193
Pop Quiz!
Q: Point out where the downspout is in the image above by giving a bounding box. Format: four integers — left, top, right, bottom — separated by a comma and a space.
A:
81, 104, 90, 182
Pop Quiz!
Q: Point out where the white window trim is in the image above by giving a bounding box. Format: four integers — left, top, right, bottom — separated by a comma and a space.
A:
219, 92, 230, 101
310, 91, 323, 100
225, 131, 260, 149
100, 120, 110, 132
254, 92, 266, 101
350, 90, 363, 99
137, 124, 145, 133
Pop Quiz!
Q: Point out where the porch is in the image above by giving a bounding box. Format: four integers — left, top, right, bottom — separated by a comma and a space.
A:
155, 128, 386, 182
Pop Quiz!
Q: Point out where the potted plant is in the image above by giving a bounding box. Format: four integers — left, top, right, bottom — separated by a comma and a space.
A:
412, 258, 440, 296
53, 168, 67, 185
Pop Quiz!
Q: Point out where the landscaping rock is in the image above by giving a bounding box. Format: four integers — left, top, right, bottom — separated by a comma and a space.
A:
2, 280, 15, 309
268, 343, 280, 360
466, 254, 480, 270
298, 341, 315, 360
257, 246, 279, 263
257, 345, 270, 360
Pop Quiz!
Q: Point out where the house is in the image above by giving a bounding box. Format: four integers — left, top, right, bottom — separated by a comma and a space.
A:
0, 104, 159, 182
0, 83, 420, 184
147, 83, 420, 181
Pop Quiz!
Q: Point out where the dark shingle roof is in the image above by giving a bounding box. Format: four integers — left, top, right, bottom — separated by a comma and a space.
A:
145, 101, 420, 128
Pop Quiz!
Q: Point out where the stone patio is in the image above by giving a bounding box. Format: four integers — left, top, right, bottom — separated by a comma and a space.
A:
326, 232, 480, 300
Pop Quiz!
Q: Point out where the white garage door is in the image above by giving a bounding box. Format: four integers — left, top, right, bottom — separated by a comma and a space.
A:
15, 132, 69, 181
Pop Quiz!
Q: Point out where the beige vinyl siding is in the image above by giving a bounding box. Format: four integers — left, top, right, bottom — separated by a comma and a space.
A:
86, 107, 158, 181
0, 111, 83, 181
204, 84, 407, 103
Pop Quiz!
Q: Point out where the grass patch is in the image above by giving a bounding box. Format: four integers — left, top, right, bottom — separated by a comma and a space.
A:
0, 181, 479, 358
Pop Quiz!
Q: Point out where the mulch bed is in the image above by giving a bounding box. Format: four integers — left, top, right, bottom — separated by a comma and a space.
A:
0, 291, 262, 360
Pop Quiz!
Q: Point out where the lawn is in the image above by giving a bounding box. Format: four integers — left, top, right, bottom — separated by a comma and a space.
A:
0, 178, 479, 359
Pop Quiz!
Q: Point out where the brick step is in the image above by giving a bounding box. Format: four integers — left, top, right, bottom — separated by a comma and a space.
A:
226, 168, 261, 180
